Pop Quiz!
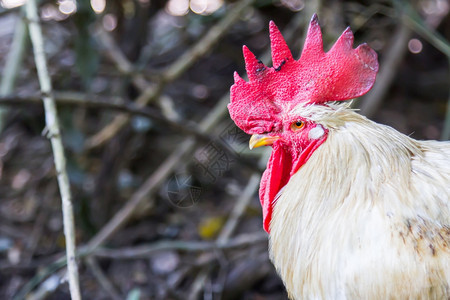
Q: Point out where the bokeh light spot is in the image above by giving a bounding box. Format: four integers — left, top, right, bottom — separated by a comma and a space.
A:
166, 0, 189, 16
58, 0, 77, 15
90, 0, 106, 14
408, 38, 423, 54
0, 0, 26, 9
103, 13, 117, 31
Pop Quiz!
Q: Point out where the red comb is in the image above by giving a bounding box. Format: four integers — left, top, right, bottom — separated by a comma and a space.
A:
228, 14, 379, 134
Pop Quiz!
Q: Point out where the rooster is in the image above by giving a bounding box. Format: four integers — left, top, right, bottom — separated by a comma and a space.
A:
228, 14, 450, 299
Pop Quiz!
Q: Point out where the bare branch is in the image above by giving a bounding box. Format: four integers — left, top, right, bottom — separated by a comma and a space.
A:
217, 174, 261, 244
93, 232, 267, 259
0, 92, 261, 171
85, 0, 255, 150
83, 3, 313, 257
86, 257, 122, 300
358, 21, 411, 117
25, 1, 81, 299
442, 58, 450, 141
0, 11, 28, 132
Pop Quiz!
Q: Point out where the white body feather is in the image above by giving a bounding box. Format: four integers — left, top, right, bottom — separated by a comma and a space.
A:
269, 105, 450, 299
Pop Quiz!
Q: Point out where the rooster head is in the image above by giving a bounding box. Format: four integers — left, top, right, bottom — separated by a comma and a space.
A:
228, 14, 379, 232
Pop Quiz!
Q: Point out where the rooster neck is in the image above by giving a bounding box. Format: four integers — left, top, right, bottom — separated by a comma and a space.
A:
272, 110, 423, 214
268, 112, 450, 299
260, 133, 327, 233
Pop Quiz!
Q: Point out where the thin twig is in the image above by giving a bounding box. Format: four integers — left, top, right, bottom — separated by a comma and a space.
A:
0, 93, 221, 144
83, 62, 234, 251
22, 207, 48, 265
83, 4, 312, 257
27, 273, 63, 300
209, 160, 267, 298
360, 1, 449, 117
86, 257, 122, 300
93, 25, 148, 91
93, 232, 267, 259
163, 0, 253, 82
13, 257, 68, 300
398, 0, 450, 57
14, 10, 308, 297
12, 231, 266, 299
188, 268, 210, 300
358, 21, 411, 117
85, 137, 197, 252
217, 174, 261, 244
442, 57, 450, 141
0, 93, 260, 172
393, 0, 450, 139
25, 1, 81, 300
0, 10, 28, 132
85, 0, 254, 150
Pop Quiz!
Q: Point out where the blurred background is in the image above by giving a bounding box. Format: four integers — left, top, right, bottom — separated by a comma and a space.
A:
0, 0, 448, 299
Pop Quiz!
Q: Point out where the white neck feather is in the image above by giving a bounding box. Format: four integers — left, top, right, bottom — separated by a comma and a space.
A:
269, 108, 450, 299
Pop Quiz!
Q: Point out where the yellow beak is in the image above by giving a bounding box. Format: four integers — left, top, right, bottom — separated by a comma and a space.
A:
249, 134, 280, 150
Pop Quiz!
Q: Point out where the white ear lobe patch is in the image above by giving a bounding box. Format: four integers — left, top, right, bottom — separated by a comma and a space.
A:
308, 125, 324, 140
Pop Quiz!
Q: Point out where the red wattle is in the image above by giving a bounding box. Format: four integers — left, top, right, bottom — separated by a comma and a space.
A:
260, 135, 327, 233
260, 143, 292, 232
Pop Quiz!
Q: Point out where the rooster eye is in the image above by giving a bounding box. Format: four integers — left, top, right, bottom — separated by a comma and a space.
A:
291, 120, 305, 131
